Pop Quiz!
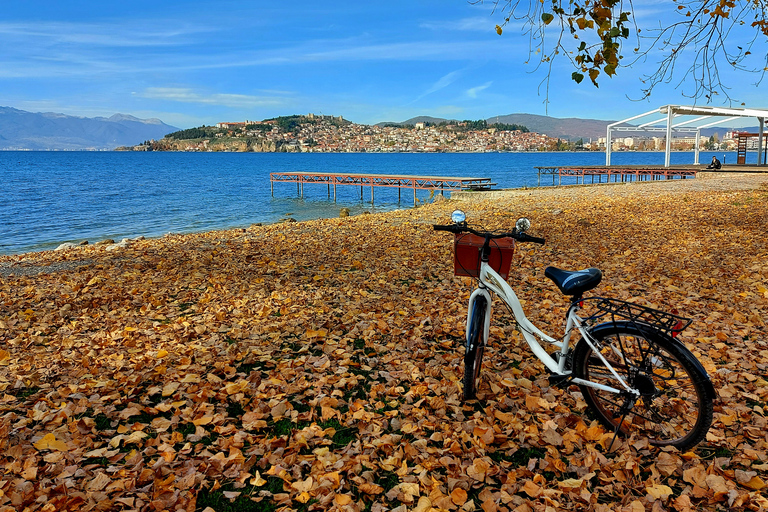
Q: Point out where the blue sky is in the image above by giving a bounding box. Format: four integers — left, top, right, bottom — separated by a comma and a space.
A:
1, 0, 766, 129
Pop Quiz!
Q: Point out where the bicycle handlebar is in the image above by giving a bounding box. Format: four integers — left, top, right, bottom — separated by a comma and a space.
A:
516, 232, 546, 245
432, 223, 545, 245
433, 224, 462, 233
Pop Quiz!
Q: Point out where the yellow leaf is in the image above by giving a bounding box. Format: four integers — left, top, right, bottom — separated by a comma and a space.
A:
335, 494, 353, 506
225, 380, 248, 395
741, 475, 766, 490
156, 349, 168, 358
33, 433, 69, 452
291, 477, 314, 493
558, 478, 584, 489
162, 382, 180, 397
124, 431, 148, 444
646, 483, 673, 500
193, 415, 213, 426
250, 471, 267, 487
413, 496, 432, 512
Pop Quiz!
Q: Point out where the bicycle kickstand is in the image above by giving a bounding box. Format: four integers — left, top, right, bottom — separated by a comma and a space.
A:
608, 395, 636, 451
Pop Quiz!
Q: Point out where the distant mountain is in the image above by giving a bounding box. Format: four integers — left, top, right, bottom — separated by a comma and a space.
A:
0, 107, 179, 150
376, 116, 455, 126
377, 113, 611, 140
379, 112, 738, 141
488, 113, 611, 141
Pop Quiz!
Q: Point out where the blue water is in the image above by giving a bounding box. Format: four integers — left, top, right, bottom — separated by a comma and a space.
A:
0, 150, 740, 255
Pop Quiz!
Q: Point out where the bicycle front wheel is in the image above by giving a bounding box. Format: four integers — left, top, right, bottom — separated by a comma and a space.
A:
572, 322, 714, 451
463, 296, 487, 401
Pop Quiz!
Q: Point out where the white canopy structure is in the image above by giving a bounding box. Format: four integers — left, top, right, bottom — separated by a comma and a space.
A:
605, 105, 768, 167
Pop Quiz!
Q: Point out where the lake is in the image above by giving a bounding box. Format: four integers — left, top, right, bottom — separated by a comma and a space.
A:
0, 150, 736, 255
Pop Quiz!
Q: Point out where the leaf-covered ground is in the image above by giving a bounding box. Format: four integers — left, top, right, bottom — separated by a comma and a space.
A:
1, 177, 767, 512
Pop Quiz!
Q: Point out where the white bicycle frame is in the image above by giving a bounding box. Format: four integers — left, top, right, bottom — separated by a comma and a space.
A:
467, 260, 638, 396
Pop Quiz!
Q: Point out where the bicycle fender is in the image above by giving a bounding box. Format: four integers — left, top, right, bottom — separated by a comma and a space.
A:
589, 321, 716, 399
466, 289, 492, 349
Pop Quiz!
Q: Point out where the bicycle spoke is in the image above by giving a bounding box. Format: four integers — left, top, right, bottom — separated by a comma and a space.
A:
574, 323, 713, 450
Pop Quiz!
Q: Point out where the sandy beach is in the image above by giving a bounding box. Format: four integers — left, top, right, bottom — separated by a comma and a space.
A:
1, 172, 767, 511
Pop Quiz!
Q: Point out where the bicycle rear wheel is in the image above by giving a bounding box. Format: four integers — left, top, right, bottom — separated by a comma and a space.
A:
572, 322, 714, 451
463, 296, 487, 401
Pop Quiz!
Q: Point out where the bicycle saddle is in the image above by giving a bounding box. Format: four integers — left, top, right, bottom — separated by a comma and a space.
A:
544, 267, 602, 296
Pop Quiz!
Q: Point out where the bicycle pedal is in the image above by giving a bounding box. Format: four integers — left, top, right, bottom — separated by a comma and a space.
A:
547, 373, 573, 388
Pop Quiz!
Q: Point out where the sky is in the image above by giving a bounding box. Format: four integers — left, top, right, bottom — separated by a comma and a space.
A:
1, 0, 767, 129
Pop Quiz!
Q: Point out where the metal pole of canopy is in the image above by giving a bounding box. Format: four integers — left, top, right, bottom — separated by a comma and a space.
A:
694, 128, 701, 165
664, 107, 674, 168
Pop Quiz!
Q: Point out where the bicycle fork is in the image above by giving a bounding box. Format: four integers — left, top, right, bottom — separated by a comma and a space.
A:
466, 288, 492, 352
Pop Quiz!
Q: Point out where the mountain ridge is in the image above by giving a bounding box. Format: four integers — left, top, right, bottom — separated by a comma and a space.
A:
383, 113, 738, 141
0, 107, 179, 150
377, 113, 612, 140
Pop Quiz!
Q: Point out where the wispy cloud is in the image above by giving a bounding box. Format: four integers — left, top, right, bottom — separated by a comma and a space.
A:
138, 88, 291, 108
426, 70, 463, 95
420, 17, 492, 32
0, 21, 211, 47
300, 40, 494, 63
467, 81, 493, 98
407, 69, 465, 105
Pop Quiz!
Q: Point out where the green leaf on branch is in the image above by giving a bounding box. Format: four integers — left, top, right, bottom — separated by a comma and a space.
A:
589, 68, 600, 85
542, 13, 555, 25
571, 71, 584, 83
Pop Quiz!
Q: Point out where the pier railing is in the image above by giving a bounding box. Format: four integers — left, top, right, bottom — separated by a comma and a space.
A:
270, 172, 495, 205
534, 165, 699, 187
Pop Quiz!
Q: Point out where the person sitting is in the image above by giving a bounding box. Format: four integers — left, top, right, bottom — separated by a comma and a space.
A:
707, 156, 722, 169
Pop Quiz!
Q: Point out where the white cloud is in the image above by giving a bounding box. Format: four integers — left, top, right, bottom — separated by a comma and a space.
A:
426, 70, 463, 95
0, 21, 210, 47
420, 17, 493, 32
138, 88, 291, 108
467, 81, 493, 98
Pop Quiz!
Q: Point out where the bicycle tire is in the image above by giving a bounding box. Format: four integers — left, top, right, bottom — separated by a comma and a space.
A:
572, 321, 714, 451
463, 296, 487, 401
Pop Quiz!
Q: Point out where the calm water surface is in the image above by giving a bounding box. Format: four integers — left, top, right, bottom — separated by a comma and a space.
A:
0, 150, 736, 255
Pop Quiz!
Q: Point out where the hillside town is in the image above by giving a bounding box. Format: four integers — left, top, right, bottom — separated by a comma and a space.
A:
135, 113, 752, 153
142, 115, 566, 153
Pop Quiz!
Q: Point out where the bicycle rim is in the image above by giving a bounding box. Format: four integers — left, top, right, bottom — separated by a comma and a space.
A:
573, 324, 713, 450
463, 298, 486, 401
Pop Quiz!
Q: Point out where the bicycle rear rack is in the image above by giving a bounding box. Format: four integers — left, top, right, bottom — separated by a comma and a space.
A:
580, 297, 692, 337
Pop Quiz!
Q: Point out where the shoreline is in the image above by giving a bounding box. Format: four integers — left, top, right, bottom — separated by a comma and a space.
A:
0, 171, 768, 266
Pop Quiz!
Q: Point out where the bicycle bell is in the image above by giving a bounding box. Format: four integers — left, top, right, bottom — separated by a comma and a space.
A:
451, 210, 466, 224
515, 217, 531, 232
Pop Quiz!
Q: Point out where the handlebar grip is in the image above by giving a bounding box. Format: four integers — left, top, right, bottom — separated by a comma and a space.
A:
433, 224, 461, 233
518, 233, 545, 245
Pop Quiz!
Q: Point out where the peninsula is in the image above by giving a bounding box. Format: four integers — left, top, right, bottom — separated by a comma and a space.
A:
121, 114, 567, 153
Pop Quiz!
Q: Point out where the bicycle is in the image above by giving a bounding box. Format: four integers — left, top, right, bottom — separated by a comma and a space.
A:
434, 209, 715, 451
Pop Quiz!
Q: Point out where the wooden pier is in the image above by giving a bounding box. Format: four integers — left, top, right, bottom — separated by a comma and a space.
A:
534, 165, 700, 187
270, 172, 495, 206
